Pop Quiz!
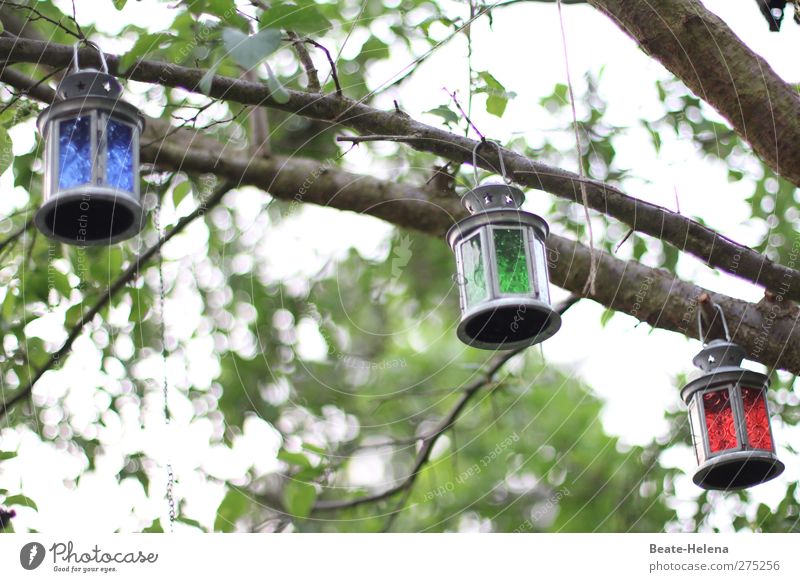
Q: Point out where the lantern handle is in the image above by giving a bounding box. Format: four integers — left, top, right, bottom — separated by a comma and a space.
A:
472, 139, 511, 186
72, 40, 109, 74
697, 300, 731, 344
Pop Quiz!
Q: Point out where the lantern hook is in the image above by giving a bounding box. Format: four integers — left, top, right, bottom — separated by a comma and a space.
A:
697, 300, 731, 344
72, 40, 109, 74
472, 139, 511, 186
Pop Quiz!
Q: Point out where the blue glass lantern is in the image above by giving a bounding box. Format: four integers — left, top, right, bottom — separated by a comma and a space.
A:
35, 43, 144, 245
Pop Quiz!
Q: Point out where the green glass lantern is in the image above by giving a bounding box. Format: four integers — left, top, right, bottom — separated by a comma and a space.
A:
447, 182, 561, 350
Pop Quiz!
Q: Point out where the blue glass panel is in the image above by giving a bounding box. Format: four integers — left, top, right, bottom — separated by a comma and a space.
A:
58, 116, 92, 190
105, 119, 134, 193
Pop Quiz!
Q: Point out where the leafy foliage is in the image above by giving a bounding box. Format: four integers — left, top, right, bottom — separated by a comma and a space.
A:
0, 0, 796, 535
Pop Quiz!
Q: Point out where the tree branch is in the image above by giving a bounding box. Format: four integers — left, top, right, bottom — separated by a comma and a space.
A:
133, 129, 800, 375
588, 0, 800, 186
286, 31, 321, 93
314, 295, 579, 512
0, 180, 235, 421
1, 39, 797, 304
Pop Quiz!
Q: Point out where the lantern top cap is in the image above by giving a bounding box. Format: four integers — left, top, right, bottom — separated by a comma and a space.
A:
57, 41, 123, 100
693, 339, 747, 372
461, 183, 526, 214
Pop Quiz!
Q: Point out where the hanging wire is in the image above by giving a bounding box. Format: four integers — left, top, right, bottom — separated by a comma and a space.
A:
555, 0, 598, 296
472, 140, 510, 186
154, 199, 176, 532
71, 40, 108, 73
697, 300, 732, 345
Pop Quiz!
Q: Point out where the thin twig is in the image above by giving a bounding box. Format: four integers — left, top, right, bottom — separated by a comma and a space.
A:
301, 37, 342, 96
286, 31, 321, 93
69, 0, 85, 40
0, 180, 235, 421
614, 228, 634, 253
0, 218, 33, 257
1, 1, 83, 40
0, 66, 63, 111
445, 88, 484, 140
313, 295, 580, 513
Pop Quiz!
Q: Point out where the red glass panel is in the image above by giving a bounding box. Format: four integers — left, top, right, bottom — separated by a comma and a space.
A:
741, 386, 773, 450
703, 389, 737, 452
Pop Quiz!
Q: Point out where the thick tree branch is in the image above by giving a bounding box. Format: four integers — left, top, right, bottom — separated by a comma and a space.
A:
136, 127, 800, 375
588, 0, 800, 186
1, 39, 797, 304
0, 180, 235, 421
1, 43, 799, 373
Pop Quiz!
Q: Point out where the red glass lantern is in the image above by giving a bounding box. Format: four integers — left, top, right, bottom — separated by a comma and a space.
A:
681, 336, 784, 490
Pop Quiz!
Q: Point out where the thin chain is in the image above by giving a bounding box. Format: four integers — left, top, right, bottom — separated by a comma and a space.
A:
153, 199, 176, 532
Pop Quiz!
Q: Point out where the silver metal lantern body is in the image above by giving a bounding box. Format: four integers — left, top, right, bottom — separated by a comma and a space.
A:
447, 183, 561, 350
681, 339, 784, 490
35, 47, 144, 245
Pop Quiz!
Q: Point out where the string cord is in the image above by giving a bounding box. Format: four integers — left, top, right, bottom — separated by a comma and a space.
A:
556, 0, 598, 295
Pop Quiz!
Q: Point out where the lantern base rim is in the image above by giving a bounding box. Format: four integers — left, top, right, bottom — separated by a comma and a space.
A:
457, 297, 561, 350
35, 186, 143, 246
693, 450, 784, 490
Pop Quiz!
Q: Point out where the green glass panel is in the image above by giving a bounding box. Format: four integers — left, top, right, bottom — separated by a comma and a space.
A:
462, 234, 487, 307
494, 228, 530, 294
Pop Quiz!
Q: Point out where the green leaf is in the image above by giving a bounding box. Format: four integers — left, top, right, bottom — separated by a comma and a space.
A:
65, 303, 84, 328
283, 480, 316, 519
176, 516, 206, 531
2, 291, 16, 323
25, 337, 49, 368
119, 33, 177, 73
222, 27, 282, 70
0, 125, 13, 176
277, 449, 312, 468
214, 488, 251, 532
143, 519, 164, 533
112, 0, 128, 10
0, 451, 17, 461
301, 443, 327, 455
600, 308, 615, 328
261, 1, 331, 33
477, 71, 515, 118
425, 105, 459, 128
359, 36, 390, 63
197, 62, 220, 95
4, 495, 38, 512
173, 180, 193, 207
51, 270, 72, 299
265, 63, 290, 104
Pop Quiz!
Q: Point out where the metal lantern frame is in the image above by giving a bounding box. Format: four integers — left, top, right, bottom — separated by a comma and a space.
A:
446, 141, 561, 350
35, 42, 144, 246
681, 304, 784, 490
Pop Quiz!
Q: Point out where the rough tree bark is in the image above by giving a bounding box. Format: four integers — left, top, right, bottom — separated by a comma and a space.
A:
1, 37, 799, 303
141, 122, 800, 375
589, 0, 800, 186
